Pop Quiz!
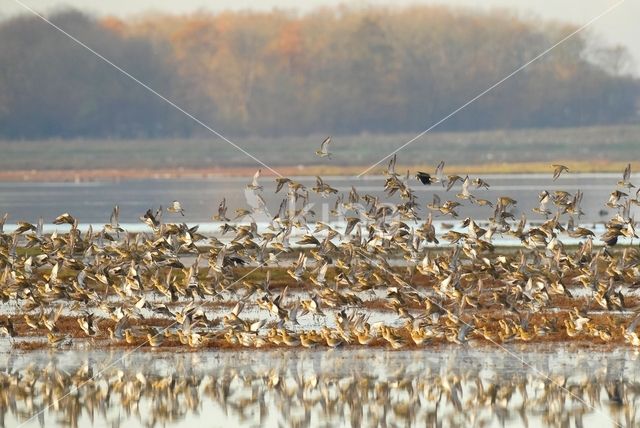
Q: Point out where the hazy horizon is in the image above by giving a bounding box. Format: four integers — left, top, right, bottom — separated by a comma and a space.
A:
2, 0, 639, 76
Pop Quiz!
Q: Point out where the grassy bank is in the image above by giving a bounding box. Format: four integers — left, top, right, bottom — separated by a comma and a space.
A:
0, 124, 639, 179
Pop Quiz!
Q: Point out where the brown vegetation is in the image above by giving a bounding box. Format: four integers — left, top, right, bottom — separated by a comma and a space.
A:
0, 160, 637, 182
0, 7, 637, 140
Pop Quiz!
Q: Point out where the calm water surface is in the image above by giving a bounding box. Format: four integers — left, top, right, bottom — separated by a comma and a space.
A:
1, 346, 638, 428
0, 173, 633, 225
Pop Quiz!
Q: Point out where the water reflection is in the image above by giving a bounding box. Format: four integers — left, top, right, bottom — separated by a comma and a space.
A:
1, 346, 639, 428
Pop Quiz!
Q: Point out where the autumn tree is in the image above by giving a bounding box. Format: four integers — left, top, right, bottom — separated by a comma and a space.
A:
0, 6, 637, 139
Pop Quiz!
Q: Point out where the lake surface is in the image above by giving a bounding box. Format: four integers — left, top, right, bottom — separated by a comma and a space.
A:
1, 345, 639, 428
0, 173, 634, 226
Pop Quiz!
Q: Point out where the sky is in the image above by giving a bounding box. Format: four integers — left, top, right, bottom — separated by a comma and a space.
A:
1, 0, 639, 75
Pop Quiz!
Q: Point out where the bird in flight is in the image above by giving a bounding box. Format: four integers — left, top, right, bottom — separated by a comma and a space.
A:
416, 161, 445, 185
552, 164, 569, 181
167, 200, 184, 216
315, 136, 332, 158
415, 172, 434, 185
246, 169, 263, 191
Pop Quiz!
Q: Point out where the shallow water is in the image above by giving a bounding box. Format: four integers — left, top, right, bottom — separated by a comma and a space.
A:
2, 173, 638, 249
2, 345, 639, 428
0, 173, 634, 225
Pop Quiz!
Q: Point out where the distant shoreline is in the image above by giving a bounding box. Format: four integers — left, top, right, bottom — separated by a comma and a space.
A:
1, 125, 638, 180
0, 160, 632, 182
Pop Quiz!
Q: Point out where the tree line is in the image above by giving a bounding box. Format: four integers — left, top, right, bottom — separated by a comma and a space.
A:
0, 6, 638, 139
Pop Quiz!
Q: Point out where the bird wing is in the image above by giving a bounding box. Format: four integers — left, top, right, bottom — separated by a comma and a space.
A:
216, 247, 227, 270
461, 176, 470, 197
252, 169, 262, 187
387, 154, 397, 176
317, 262, 328, 283
627, 312, 640, 333
231, 301, 244, 317
552, 164, 568, 180
320, 136, 331, 152
446, 176, 459, 191
218, 198, 227, 218
434, 161, 445, 181
623, 163, 631, 182
110, 205, 120, 228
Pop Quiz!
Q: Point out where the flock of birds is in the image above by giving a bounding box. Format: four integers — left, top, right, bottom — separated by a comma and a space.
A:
1, 153, 640, 350
1, 349, 638, 428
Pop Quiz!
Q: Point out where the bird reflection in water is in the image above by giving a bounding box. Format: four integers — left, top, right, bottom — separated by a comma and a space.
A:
1, 348, 639, 428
